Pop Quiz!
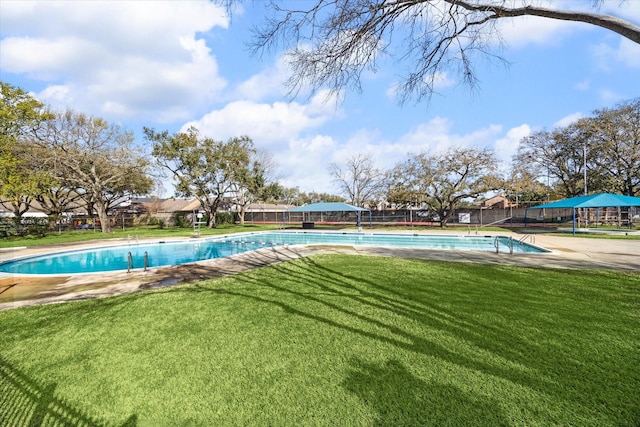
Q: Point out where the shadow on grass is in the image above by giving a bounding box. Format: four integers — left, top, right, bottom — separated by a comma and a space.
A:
342, 357, 510, 426
178, 252, 639, 425
7, 248, 635, 425
0, 356, 136, 427
205, 256, 546, 387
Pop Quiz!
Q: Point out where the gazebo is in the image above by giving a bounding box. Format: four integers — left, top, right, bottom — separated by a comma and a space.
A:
286, 202, 371, 230
527, 193, 640, 234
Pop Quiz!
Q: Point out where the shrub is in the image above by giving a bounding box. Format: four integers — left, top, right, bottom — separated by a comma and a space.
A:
215, 212, 235, 225
172, 212, 190, 228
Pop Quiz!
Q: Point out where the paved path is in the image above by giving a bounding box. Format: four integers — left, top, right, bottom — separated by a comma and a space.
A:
1, 230, 638, 310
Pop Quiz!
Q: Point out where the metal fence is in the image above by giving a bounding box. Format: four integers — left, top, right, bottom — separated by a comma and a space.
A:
4, 206, 635, 236
244, 207, 638, 228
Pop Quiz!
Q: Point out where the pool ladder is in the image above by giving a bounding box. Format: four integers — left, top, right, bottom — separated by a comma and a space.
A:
494, 236, 516, 254
127, 251, 149, 273
519, 234, 534, 244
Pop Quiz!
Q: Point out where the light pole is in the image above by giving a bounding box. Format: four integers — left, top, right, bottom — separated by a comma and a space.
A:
583, 142, 588, 195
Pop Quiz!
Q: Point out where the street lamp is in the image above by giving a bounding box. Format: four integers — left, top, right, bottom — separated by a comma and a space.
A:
583, 142, 588, 195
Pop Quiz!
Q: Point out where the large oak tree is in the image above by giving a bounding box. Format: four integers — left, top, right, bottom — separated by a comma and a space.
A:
587, 98, 640, 197
390, 147, 501, 226
146, 127, 256, 228
33, 111, 152, 233
0, 82, 52, 231
514, 98, 640, 198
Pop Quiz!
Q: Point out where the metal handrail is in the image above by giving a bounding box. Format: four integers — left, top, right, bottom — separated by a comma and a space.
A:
518, 234, 534, 244
143, 251, 149, 271
480, 217, 512, 228
127, 252, 133, 273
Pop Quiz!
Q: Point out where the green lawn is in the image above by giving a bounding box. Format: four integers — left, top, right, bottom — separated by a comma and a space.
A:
1, 255, 638, 426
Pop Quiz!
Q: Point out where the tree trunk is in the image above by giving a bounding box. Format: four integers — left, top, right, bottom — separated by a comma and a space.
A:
94, 200, 112, 233
452, 0, 640, 45
238, 205, 248, 225
48, 212, 61, 232
6, 198, 31, 235
206, 206, 216, 228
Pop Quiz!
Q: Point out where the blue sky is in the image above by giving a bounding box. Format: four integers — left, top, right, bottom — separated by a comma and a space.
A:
1, 0, 639, 196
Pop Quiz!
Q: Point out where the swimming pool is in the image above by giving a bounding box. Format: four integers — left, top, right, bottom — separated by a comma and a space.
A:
0, 231, 548, 275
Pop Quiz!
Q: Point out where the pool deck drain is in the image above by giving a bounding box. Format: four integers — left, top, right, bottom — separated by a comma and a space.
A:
1, 230, 638, 310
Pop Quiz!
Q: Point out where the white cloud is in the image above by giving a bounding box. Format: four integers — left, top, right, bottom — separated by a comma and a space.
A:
324, 129, 389, 170
280, 135, 339, 191
574, 79, 591, 91
602, 0, 640, 22
554, 112, 583, 128
592, 38, 640, 71
498, 14, 582, 49
615, 38, 640, 68
183, 102, 537, 195
37, 84, 75, 107
494, 0, 640, 50
494, 124, 531, 168
183, 97, 335, 148
177, 82, 345, 194
598, 89, 626, 105
597, 2, 640, 67
394, 117, 503, 156
235, 56, 291, 101
0, 0, 229, 123
385, 71, 454, 101
431, 71, 455, 90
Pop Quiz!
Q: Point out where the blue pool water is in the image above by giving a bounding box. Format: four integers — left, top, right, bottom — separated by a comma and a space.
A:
0, 231, 548, 275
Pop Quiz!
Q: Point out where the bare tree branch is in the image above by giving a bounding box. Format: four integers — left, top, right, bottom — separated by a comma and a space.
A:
232, 0, 640, 102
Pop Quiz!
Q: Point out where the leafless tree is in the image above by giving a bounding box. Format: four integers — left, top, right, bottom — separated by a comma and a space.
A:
233, 149, 280, 224
224, 0, 640, 102
329, 152, 385, 206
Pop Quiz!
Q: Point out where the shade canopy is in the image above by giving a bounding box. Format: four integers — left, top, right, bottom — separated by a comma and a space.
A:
287, 202, 369, 213
529, 193, 640, 209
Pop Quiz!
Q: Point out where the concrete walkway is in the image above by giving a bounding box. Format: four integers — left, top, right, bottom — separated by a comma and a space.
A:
1, 230, 638, 310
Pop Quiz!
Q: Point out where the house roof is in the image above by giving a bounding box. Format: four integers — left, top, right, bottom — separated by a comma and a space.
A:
287, 202, 369, 213
247, 203, 294, 212
529, 193, 640, 209
153, 198, 201, 212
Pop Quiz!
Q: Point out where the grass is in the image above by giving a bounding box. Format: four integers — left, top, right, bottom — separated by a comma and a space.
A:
1, 255, 638, 426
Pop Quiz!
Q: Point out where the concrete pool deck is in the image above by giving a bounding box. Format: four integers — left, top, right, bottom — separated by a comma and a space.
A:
1, 230, 638, 310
